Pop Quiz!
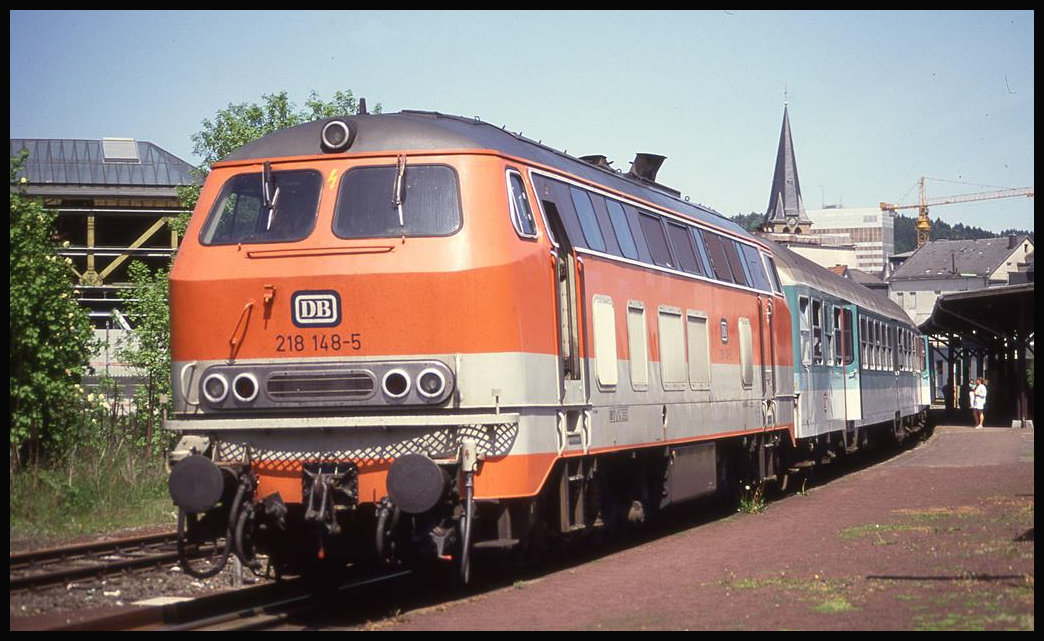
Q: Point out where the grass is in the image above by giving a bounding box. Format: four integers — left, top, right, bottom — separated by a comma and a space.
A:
722, 574, 860, 616
738, 481, 767, 514
10, 444, 175, 546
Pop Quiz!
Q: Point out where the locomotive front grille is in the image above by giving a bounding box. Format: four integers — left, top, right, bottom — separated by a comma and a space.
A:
266, 370, 376, 400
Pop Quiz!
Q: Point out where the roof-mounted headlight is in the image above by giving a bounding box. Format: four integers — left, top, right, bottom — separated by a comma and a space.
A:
320, 119, 355, 153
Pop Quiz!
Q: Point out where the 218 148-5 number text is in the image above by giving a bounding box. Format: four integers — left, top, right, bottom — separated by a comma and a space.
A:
275, 332, 362, 353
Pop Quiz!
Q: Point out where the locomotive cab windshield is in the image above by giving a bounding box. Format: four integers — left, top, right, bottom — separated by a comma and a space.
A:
200, 168, 321, 245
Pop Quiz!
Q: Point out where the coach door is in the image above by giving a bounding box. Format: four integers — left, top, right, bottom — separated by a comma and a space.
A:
919, 336, 932, 408
841, 304, 862, 422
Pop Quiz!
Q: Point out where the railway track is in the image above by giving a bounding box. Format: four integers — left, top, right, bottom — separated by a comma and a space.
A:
20, 569, 416, 631
9, 531, 187, 592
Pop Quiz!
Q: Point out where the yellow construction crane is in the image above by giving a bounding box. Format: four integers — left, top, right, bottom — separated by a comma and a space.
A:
880, 177, 1034, 247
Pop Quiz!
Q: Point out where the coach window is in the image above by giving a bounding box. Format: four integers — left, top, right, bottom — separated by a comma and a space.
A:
605, 199, 639, 260
798, 296, 811, 366
841, 309, 854, 365
873, 321, 881, 370
592, 295, 618, 388
811, 299, 823, 365
824, 304, 834, 365
890, 326, 898, 371
506, 170, 537, 238
702, 231, 735, 283
334, 164, 461, 238
201, 169, 322, 245
833, 307, 844, 366
568, 187, 606, 252
859, 316, 869, 370
666, 221, 703, 275
638, 213, 674, 269
687, 312, 711, 390
627, 302, 649, 391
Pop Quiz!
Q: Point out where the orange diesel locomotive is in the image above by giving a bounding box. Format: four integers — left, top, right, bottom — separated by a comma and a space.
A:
165, 111, 796, 581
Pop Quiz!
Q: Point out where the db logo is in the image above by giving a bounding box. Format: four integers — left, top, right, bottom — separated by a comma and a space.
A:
291, 291, 341, 328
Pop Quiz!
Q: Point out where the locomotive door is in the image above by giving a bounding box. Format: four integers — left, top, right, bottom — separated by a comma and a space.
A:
842, 304, 863, 422
541, 198, 587, 407
756, 295, 777, 425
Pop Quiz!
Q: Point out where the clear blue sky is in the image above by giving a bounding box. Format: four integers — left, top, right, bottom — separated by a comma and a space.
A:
10, 10, 1035, 233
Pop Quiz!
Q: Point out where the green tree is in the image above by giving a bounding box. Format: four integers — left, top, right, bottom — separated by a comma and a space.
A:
177, 89, 378, 214
10, 152, 97, 469
116, 261, 174, 453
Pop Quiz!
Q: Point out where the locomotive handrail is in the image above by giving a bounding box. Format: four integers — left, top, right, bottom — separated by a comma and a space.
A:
245, 245, 396, 258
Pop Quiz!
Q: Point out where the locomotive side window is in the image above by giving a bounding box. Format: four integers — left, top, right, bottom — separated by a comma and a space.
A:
627, 302, 649, 391
568, 187, 606, 252
690, 228, 716, 278
739, 244, 771, 292
532, 175, 593, 251
605, 199, 639, 260
586, 193, 622, 256
333, 164, 461, 238
701, 231, 735, 283
665, 221, 703, 276
723, 240, 749, 287
622, 204, 654, 263
200, 169, 321, 245
763, 254, 784, 293
506, 170, 537, 238
637, 213, 674, 269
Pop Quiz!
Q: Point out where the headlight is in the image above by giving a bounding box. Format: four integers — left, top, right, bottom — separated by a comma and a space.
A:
232, 372, 259, 403
417, 367, 447, 400
382, 369, 411, 399
202, 373, 229, 404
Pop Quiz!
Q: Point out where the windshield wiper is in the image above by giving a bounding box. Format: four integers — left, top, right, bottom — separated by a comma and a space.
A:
262, 161, 281, 231
392, 154, 406, 227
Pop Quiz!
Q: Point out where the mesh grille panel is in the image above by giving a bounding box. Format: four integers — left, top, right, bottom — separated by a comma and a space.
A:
214, 422, 518, 473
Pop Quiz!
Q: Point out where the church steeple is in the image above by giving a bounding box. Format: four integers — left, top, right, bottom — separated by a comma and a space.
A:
762, 103, 811, 234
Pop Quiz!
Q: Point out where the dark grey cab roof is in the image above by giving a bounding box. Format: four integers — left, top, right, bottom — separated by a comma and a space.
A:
221, 110, 752, 240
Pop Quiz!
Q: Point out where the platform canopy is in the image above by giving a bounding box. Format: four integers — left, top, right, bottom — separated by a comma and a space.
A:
920, 282, 1034, 426
919, 282, 1034, 348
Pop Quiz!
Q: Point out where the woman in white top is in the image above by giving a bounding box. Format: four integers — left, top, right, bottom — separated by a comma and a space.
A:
973, 378, 987, 428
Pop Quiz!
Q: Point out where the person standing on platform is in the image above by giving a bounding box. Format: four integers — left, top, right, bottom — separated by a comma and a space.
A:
973, 378, 988, 428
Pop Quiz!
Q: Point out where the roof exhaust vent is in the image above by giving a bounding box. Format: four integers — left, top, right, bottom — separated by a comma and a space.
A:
627, 153, 666, 183
580, 155, 613, 170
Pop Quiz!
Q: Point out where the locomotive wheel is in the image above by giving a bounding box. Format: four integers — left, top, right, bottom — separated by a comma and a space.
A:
177, 509, 233, 579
